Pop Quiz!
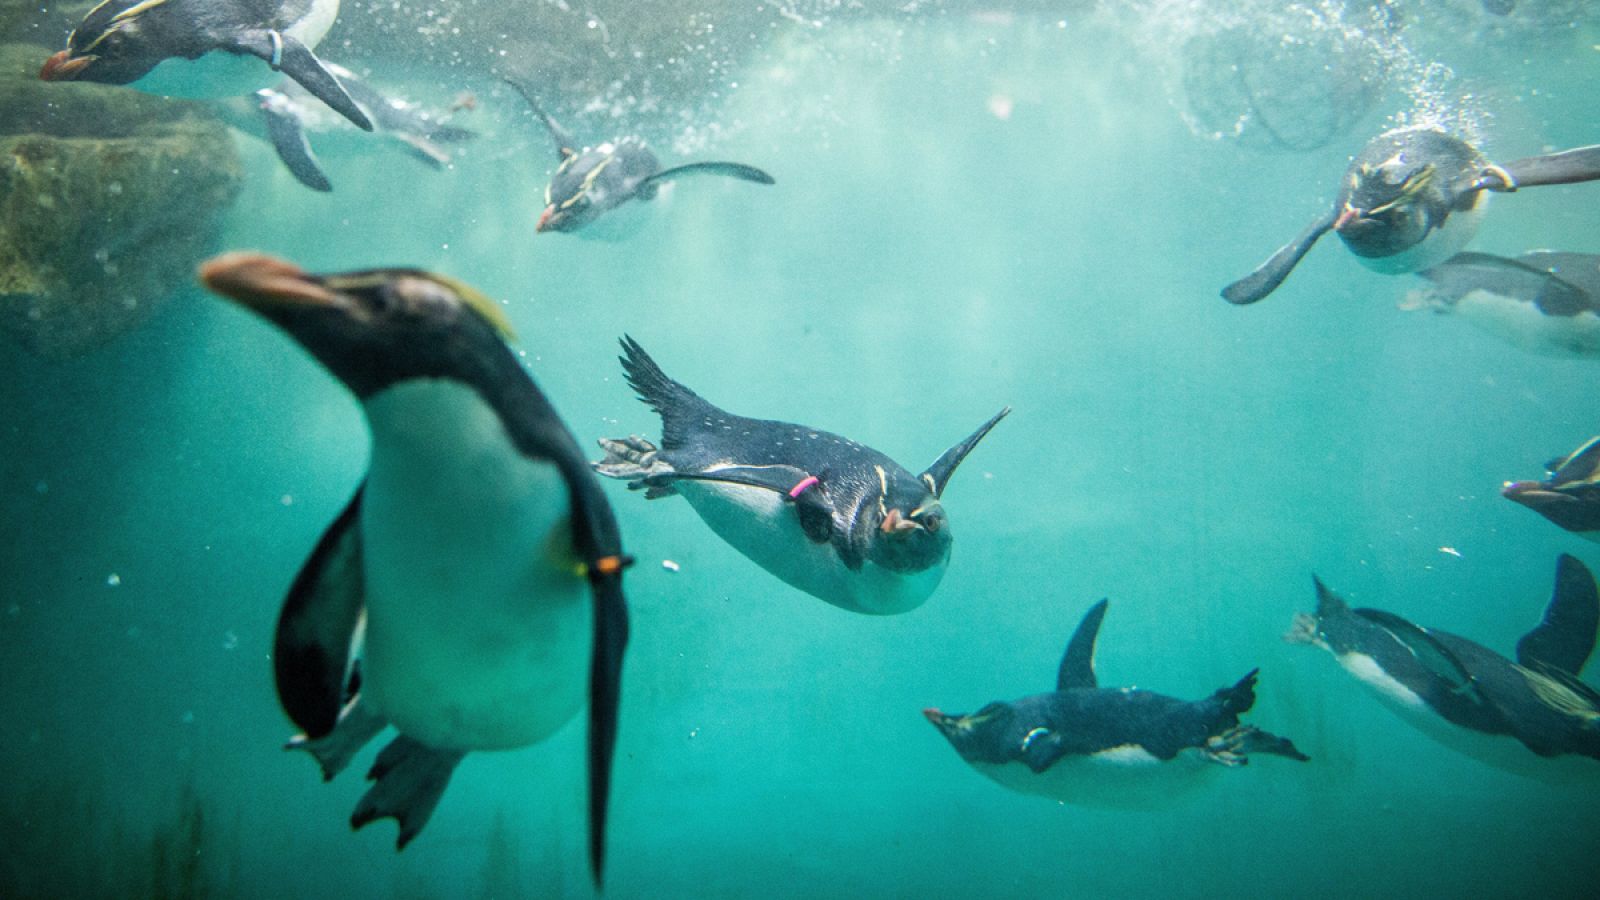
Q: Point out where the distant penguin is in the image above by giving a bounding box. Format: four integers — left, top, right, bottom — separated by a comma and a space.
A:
1401, 251, 1600, 358
1503, 437, 1600, 541
1287, 556, 1600, 779
1223, 126, 1600, 304
231, 62, 476, 191
40, 0, 372, 131
925, 599, 1309, 806
594, 337, 1007, 615
502, 79, 774, 239
197, 252, 631, 883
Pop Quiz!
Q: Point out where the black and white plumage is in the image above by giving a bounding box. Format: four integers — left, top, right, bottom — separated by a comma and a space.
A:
1504, 437, 1600, 542
40, 0, 371, 131
503, 79, 774, 239
594, 337, 1007, 615
925, 599, 1308, 806
1287, 556, 1600, 779
197, 252, 630, 884
1404, 251, 1600, 358
1223, 127, 1600, 304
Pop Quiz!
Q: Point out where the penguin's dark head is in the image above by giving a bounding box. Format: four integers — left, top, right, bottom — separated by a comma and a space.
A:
1332, 129, 1483, 260
198, 252, 519, 399
1503, 438, 1600, 535
41, 0, 196, 85
922, 703, 1017, 764
537, 146, 617, 233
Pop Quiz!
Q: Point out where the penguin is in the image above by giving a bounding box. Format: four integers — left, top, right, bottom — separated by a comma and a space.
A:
503, 79, 774, 240
231, 62, 476, 192
593, 337, 1007, 615
1286, 556, 1600, 779
1222, 126, 1600, 304
39, 0, 372, 131
924, 599, 1309, 807
196, 252, 631, 883
1503, 437, 1600, 541
1400, 251, 1600, 358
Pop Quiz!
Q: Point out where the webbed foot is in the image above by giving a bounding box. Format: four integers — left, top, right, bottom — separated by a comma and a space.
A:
1204, 725, 1310, 767
285, 693, 386, 781
350, 736, 465, 849
594, 435, 677, 496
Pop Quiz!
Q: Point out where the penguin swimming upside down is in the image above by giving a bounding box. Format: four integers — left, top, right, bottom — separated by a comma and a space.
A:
594, 337, 1008, 615
197, 252, 631, 883
1403, 251, 1600, 359
1503, 437, 1600, 542
503, 78, 774, 239
1222, 126, 1600, 304
1287, 556, 1600, 780
40, 0, 371, 131
924, 599, 1309, 807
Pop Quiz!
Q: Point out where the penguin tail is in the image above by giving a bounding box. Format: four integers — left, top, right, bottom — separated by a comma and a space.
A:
618, 336, 715, 450
1212, 668, 1260, 719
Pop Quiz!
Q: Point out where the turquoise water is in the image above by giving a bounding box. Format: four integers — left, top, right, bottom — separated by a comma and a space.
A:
3, 3, 1600, 897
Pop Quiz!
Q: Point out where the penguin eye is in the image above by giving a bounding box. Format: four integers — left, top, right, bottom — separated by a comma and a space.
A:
920, 513, 942, 533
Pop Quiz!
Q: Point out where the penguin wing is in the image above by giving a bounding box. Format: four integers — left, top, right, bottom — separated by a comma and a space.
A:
274, 486, 367, 740
1479, 144, 1600, 191
584, 567, 628, 886
637, 161, 776, 191
1354, 608, 1488, 707
1221, 209, 1339, 305
1516, 554, 1599, 677
231, 31, 374, 131
502, 77, 579, 161
1421, 252, 1591, 316
669, 464, 837, 544
1057, 598, 1108, 690
260, 93, 334, 192
922, 407, 1010, 498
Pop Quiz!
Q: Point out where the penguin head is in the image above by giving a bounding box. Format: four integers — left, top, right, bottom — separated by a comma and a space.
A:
41, 1, 198, 85
1503, 438, 1600, 534
1332, 129, 1484, 260
198, 252, 519, 399
866, 472, 952, 574
538, 145, 620, 233
922, 702, 1018, 764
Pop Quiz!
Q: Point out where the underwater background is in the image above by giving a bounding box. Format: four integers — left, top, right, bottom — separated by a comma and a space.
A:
2, 1, 1599, 897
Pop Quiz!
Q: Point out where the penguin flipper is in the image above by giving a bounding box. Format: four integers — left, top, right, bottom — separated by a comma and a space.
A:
584, 569, 630, 886
233, 31, 374, 131
1480, 145, 1600, 191
285, 691, 386, 782
1221, 209, 1338, 305
351, 736, 465, 850
1354, 608, 1487, 706
274, 485, 367, 740
1421, 251, 1590, 316
638, 161, 777, 190
501, 77, 578, 160
260, 92, 333, 192
922, 407, 1010, 498
392, 132, 452, 169
1516, 554, 1599, 676
670, 465, 837, 543
1057, 598, 1108, 690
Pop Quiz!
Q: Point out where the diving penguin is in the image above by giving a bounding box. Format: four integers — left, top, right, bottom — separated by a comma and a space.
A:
924, 599, 1309, 807
197, 252, 631, 883
1402, 251, 1600, 358
1286, 556, 1600, 779
1222, 126, 1600, 304
40, 0, 372, 131
594, 337, 1008, 615
503, 79, 774, 239
1503, 437, 1600, 541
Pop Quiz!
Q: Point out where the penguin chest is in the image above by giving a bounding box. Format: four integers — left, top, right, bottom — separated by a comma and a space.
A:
674, 480, 944, 615
131, 0, 342, 99
1448, 289, 1600, 358
358, 381, 589, 752
970, 747, 1217, 809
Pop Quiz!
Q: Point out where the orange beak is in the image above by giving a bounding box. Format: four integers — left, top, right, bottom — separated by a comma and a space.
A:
536, 205, 555, 232
922, 708, 944, 724
40, 50, 92, 81
198, 252, 339, 311
880, 508, 921, 534
1333, 206, 1362, 231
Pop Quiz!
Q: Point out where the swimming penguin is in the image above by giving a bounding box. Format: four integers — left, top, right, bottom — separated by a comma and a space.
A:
1503, 437, 1600, 541
1222, 126, 1600, 304
1286, 556, 1600, 779
1401, 251, 1600, 358
924, 599, 1309, 806
593, 337, 1007, 615
196, 252, 630, 882
502, 79, 774, 239
233, 62, 476, 191
40, 0, 372, 131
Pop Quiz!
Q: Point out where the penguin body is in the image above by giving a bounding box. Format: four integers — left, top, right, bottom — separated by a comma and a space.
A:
197, 254, 629, 882
41, 0, 372, 131
1404, 251, 1600, 358
1503, 437, 1600, 541
1288, 556, 1600, 779
503, 80, 774, 238
594, 338, 1007, 615
925, 600, 1309, 806
1223, 127, 1600, 304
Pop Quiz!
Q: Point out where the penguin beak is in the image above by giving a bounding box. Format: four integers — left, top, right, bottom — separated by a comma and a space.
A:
198, 252, 340, 312
921, 708, 945, 725
1333, 206, 1363, 232
1501, 481, 1569, 507
40, 50, 92, 81
880, 508, 922, 535
536, 205, 556, 232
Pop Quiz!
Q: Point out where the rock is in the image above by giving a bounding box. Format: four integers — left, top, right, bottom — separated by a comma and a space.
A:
0, 41, 242, 360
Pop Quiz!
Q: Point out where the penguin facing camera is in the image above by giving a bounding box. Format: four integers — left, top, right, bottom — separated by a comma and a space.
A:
925, 599, 1309, 806
1287, 556, 1600, 779
503, 78, 774, 240
1402, 251, 1600, 358
40, 0, 372, 131
1504, 438, 1600, 541
1222, 126, 1600, 304
594, 337, 1007, 615
197, 252, 631, 884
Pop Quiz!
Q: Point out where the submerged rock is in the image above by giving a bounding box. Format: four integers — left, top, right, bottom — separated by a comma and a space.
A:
0, 42, 241, 360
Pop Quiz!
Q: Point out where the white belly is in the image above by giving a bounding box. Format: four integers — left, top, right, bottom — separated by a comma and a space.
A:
971, 747, 1221, 809
358, 381, 589, 752
676, 480, 945, 615
131, 0, 341, 99
1354, 196, 1487, 275
1449, 289, 1600, 359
